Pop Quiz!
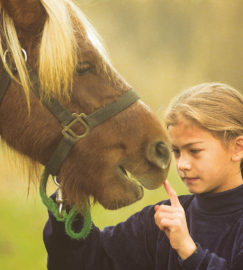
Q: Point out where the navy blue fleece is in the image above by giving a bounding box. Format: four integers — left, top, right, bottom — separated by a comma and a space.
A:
43, 184, 243, 269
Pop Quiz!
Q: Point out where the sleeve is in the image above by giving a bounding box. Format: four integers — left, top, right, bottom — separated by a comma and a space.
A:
177, 242, 243, 270
43, 204, 159, 270
176, 199, 243, 270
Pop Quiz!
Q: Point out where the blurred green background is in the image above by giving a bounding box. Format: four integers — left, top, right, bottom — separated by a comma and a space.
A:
1, 0, 243, 269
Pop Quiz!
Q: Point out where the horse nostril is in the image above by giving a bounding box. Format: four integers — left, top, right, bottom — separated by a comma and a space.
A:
155, 142, 171, 169
156, 142, 171, 169
146, 141, 171, 170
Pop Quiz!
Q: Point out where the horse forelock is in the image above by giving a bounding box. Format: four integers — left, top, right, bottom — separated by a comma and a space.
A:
0, 0, 113, 105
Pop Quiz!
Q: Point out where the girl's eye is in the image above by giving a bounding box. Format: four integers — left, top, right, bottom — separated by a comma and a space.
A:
190, 149, 201, 154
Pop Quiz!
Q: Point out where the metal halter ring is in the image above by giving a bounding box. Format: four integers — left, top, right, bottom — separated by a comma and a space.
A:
53, 176, 61, 187
3, 48, 28, 64
53, 176, 64, 218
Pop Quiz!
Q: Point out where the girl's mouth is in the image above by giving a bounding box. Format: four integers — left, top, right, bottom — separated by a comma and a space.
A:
183, 177, 199, 183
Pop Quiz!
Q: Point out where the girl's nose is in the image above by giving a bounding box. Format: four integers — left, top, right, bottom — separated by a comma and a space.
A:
177, 155, 191, 171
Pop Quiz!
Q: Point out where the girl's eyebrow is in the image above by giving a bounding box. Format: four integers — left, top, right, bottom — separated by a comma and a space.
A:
172, 141, 204, 149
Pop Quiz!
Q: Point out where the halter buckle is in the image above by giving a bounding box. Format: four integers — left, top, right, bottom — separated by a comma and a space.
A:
62, 113, 90, 141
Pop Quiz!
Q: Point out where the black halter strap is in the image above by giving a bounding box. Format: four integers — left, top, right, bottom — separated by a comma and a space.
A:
0, 63, 139, 175
0, 66, 11, 102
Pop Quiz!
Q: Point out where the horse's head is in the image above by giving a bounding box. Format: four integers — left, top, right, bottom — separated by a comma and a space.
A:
0, 0, 171, 210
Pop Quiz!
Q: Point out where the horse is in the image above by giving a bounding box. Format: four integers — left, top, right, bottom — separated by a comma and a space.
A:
0, 0, 170, 216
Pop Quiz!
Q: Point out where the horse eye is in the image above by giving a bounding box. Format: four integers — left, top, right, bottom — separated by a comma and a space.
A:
76, 61, 94, 75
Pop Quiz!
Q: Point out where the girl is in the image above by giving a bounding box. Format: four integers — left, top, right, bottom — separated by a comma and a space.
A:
44, 82, 243, 269
154, 82, 243, 269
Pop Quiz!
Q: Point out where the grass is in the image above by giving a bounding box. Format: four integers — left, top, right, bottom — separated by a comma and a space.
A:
0, 195, 47, 270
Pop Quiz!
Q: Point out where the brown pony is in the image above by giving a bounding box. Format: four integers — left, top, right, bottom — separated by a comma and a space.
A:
0, 0, 170, 211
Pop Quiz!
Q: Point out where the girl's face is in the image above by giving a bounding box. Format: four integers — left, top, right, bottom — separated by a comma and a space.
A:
168, 117, 242, 194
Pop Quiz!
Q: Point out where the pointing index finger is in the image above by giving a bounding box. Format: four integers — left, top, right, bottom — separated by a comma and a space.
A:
163, 180, 180, 207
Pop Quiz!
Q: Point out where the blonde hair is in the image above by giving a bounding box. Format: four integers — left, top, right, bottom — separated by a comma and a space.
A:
164, 82, 243, 176
0, 0, 109, 108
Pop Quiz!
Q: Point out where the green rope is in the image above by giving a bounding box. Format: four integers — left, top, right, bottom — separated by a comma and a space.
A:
65, 206, 92, 239
39, 168, 92, 239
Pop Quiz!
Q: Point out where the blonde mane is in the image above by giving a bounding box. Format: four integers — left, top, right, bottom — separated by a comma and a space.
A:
0, 0, 110, 183
0, 0, 109, 107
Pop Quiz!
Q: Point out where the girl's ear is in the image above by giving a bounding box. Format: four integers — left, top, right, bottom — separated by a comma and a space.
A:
232, 136, 243, 162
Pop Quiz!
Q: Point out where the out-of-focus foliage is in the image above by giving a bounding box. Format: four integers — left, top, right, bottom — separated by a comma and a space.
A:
1, 0, 242, 269
77, 0, 243, 111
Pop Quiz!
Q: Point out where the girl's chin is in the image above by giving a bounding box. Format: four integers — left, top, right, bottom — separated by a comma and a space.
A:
184, 182, 206, 194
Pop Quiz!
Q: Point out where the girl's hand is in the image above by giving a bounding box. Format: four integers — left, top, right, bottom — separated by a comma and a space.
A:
154, 180, 197, 260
